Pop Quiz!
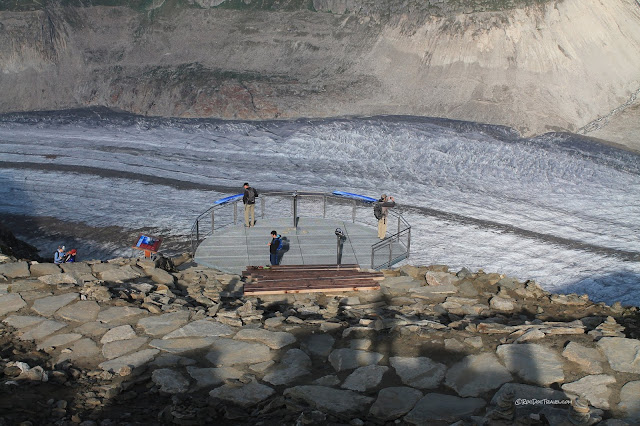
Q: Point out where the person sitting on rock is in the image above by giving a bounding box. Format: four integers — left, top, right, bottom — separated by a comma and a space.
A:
54, 246, 65, 264
63, 249, 77, 263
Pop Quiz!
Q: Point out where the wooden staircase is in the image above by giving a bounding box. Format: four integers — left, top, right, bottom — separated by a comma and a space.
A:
242, 264, 384, 295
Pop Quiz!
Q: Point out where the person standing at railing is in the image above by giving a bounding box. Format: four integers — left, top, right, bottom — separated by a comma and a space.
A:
243, 182, 259, 227
377, 194, 396, 239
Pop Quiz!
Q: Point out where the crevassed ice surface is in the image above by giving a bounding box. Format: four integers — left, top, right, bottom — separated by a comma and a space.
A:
0, 110, 639, 305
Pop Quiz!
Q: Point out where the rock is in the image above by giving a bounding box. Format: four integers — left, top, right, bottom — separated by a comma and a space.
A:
206, 339, 273, 366
37, 273, 77, 286
264, 316, 285, 328
301, 334, 335, 357
187, 366, 243, 388
102, 337, 148, 359
150, 354, 197, 367
74, 321, 111, 338
152, 369, 190, 394
99, 349, 160, 373
98, 265, 143, 282
147, 268, 175, 286
342, 365, 388, 392
56, 301, 100, 323
249, 360, 274, 373
496, 343, 565, 385
328, 348, 384, 372
0, 261, 30, 279
81, 284, 112, 302
137, 311, 190, 336
57, 338, 101, 363
490, 296, 515, 312
398, 265, 428, 280
444, 338, 465, 352
19, 319, 67, 341
389, 356, 447, 389
496, 277, 522, 291
150, 337, 216, 353
561, 375, 616, 409
491, 383, 571, 416
0, 293, 26, 316
515, 329, 546, 342
31, 293, 78, 316
409, 283, 458, 296
283, 386, 374, 415
210, 381, 275, 408
37, 333, 82, 350
589, 316, 626, 338
369, 387, 423, 421
425, 271, 459, 287
100, 325, 137, 344
313, 375, 340, 386
445, 353, 512, 397
618, 381, 640, 419
319, 322, 342, 332
97, 306, 145, 323
233, 328, 296, 349
404, 393, 485, 424
60, 262, 93, 276
464, 336, 483, 349
7, 279, 47, 293
162, 319, 234, 339
562, 341, 605, 374
263, 349, 312, 386
29, 263, 61, 277
597, 337, 640, 374
349, 339, 371, 350
3, 315, 45, 329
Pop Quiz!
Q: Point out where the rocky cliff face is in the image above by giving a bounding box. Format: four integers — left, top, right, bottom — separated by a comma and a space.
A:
1, 0, 640, 139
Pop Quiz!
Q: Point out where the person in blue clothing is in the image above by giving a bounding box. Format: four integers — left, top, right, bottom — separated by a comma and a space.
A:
268, 231, 282, 265
54, 246, 65, 264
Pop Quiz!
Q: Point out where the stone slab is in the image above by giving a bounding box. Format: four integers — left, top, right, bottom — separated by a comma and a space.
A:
19, 319, 66, 341
56, 300, 100, 323
57, 338, 101, 363
152, 369, 190, 394
233, 328, 296, 349
74, 321, 112, 338
0, 262, 30, 279
328, 348, 384, 372
0, 294, 26, 316
263, 349, 311, 386
150, 337, 216, 354
29, 263, 62, 277
597, 337, 640, 374
369, 387, 423, 421
445, 353, 512, 397
405, 393, 485, 424
137, 311, 191, 336
101, 325, 137, 344
209, 381, 275, 408
283, 386, 374, 415
618, 381, 640, 419
102, 337, 148, 360
31, 293, 79, 317
37, 333, 82, 350
187, 366, 243, 388
7, 280, 47, 293
342, 365, 388, 392
390, 356, 447, 390
3, 315, 45, 329
97, 306, 145, 323
301, 334, 335, 357
162, 319, 233, 339
496, 343, 565, 385
99, 349, 160, 373
206, 339, 273, 366
561, 374, 616, 409
37, 273, 77, 286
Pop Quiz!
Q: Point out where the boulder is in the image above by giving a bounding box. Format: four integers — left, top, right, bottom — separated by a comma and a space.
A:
328, 348, 384, 372
342, 365, 388, 392
369, 387, 423, 421
283, 386, 374, 415
496, 343, 564, 385
209, 381, 275, 408
404, 393, 485, 424
490, 296, 515, 312
445, 353, 512, 397
597, 337, 640, 374
389, 356, 446, 389
561, 374, 616, 409
425, 271, 459, 287
0, 261, 30, 279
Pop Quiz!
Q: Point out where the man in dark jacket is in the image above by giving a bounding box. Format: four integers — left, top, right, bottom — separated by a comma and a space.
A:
268, 230, 282, 265
243, 182, 258, 227
377, 194, 396, 239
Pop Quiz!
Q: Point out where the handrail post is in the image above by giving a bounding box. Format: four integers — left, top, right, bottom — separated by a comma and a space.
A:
233, 202, 237, 225
389, 241, 393, 268
371, 245, 375, 269
352, 200, 356, 223
406, 227, 411, 259
196, 221, 199, 244
323, 195, 326, 218
211, 210, 215, 235
292, 192, 298, 228
261, 196, 265, 218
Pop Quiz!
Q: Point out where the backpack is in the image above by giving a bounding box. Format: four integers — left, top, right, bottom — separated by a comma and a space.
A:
246, 188, 257, 204
373, 203, 383, 220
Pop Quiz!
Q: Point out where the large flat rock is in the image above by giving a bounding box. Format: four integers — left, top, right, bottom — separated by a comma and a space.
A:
3, 315, 44, 329
19, 319, 66, 341
98, 265, 144, 282
561, 374, 616, 409
150, 337, 216, 354
369, 387, 423, 421
618, 381, 640, 420
445, 353, 512, 397
263, 349, 311, 386
187, 366, 243, 388
102, 337, 148, 359
404, 393, 485, 424
0, 262, 30, 279
56, 300, 100, 323
101, 325, 137, 344
206, 339, 273, 366
283, 386, 374, 415
7, 279, 47, 293
233, 328, 296, 349
162, 319, 233, 339
389, 356, 447, 389
29, 263, 62, 277
37, 333, 82, 350
57, 338, 101, 363
37, 273, 77, 286
97, 306, 145, 323
597, 337, 640, 374
99, 349, 160, 373
496, 343, 565, 385
137, 311, 191, 336
209, 381, 275, 408
31, 293, 79, 317
301, 334, 335, 357
0, 294, 26, 316
342, 365, 388, 392
328, 348, 384, 372
152, 369, 190, 394
562, 341, 605, 374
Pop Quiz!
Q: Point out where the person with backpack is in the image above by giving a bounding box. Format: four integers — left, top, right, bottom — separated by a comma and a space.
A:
268, 230, 283, 265
243, 182, 259, 227
53, 245, 66, 264
375, 194, 396, 239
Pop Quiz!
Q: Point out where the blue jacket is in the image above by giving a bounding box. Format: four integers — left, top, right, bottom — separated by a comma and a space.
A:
54, 250, 64, 264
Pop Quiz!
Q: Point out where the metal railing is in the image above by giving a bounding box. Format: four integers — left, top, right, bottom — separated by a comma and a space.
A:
189, 190, 411, 269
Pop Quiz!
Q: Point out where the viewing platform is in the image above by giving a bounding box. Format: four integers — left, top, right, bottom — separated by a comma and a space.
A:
190, 191, 411, 275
